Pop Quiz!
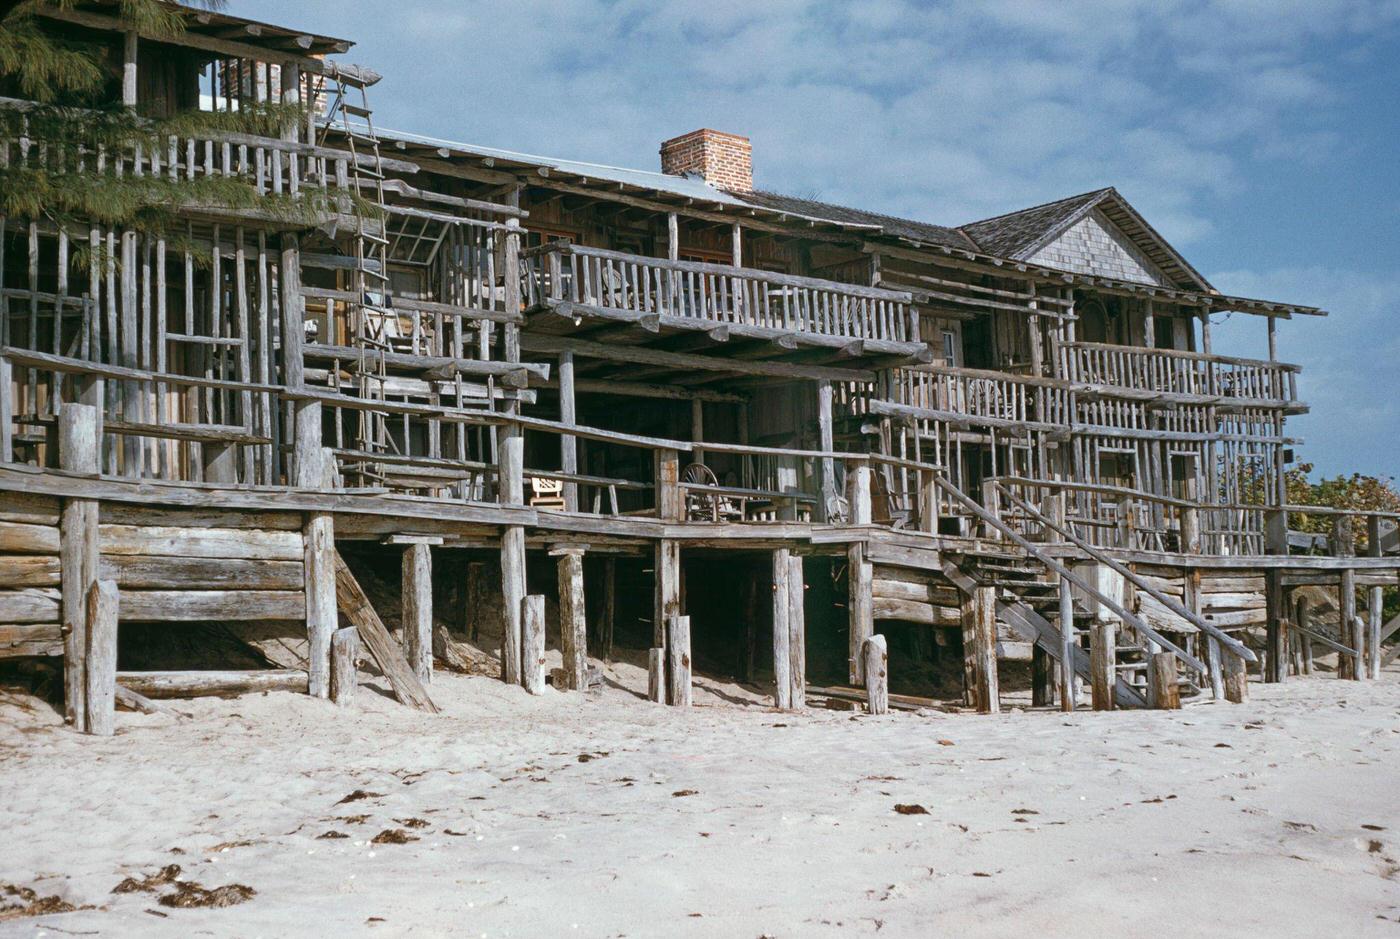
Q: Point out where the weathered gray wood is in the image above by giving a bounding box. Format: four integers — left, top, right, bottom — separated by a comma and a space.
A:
961, 585, 998, 714
1090, 621, 1115, 711
656, 448, 682, 522
1149, 652, 1181, 709
118, 590, 305, 621
1339, 567, 1358, 680
787, 553, 806, 708
1222, 647, 1248, 702
59, 403, 99, 731
601, 556, 616, 662
647, 648, 664, 703
118, 669, 308, 698
558, 350, 578, 512
99, 524, 302, 560
521, 594, 546, 695
102, 556, 303, 591
330, 626, 358, 706
668, 614, 692, 707
402, 542, 432, 684
1265, 569, 1285, 683
555, 549, 587, 691
0, 357, 12, 463
1031, 644, 1054, 707
0, 556, 61, 588
114, 685, 165, 715
772, 547, 791, 709
863, 634, 889, 715
1058, 574, 1075, 712
83, 580, 118, 736
303, 507, 335, 698
851, 463, 872, 525
332, 551, 437, 712
0, 588, 60, 623
653, 539, 680, 698
847, 542, 873, 684
500, 525, 525, 685
0, 521, 61, 554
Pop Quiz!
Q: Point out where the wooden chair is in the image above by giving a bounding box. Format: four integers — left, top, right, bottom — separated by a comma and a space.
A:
528, 476, 567, 510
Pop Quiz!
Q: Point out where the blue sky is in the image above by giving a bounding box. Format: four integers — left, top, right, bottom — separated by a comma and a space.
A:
237, 0, 1400, 479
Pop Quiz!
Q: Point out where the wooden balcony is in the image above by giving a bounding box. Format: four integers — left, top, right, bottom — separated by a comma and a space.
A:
522, 242, 929, 361
1057, 341, 1301, 411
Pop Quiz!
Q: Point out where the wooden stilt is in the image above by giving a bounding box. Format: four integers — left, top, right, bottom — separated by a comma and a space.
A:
1149, 652, 1181, 709
1090, 621, 1115, 711
1057, 574, 1075, 712
647, 648, 664, 703
1031, 644, 1054, 707
772, 547, 791, 709
653, 539, 680, 701
863, 634, 888, 715
83, 580, 119, 737
847, 541, 873, 684
787, 552, 806, 708
330, 626, 358, 706
1339, 567, 1358, 680
668, 614, 692, 706
601, 556, 616, 663
59, 403, 100, 730
521, 594, 546, 695
500, 525, 526, 685
1222, 649, 1248, 703
402, 542, 432, 684
1265, 569, 1285, 682
961, 585, 998, 714
1296, 595, 1314, 675
303, 515, 335, 699
554, 547, 587, 691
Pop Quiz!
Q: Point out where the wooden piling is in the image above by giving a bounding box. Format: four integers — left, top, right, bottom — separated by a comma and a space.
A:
961, 585, 998, 714
1264, 569, 1285, 683
1057, 574, 1075, 712
1090, 621, 1115, 711
1031, 645, 1054, 707
1222, 649, 1248, 703
1339, 567, 1358, 680
303, 516, 335, 698
521, 594, 546, 695
83, 580, 119, 737
1149, 652, 1181, 710
330, 626, 358, 706
772, 547, 791, 710
401, 542, 432, 684
59, 403, 100, 730
554, 547, 587, 691
601, 556, 616, 663
1296, 595, 1314, 675
648, 648, 664, 703
500, 525, 526, 685
787, 552, 806, 709
847, 541, 873, 684
863, 634, 889, 715
668, 614, 692, 707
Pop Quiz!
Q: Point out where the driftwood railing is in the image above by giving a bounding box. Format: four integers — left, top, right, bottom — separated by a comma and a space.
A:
523, 242, 918, 345
1057, 341, 1299, 405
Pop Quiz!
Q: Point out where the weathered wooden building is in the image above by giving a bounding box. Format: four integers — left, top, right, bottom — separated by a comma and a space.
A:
1, 2, 1394, 732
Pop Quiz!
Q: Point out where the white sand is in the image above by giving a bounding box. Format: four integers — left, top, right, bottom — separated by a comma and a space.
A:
2, 665, 1398, 938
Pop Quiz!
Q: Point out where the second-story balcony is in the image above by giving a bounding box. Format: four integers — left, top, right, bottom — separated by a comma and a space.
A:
1056, 341, 1303, 412
522, 242, 929, 362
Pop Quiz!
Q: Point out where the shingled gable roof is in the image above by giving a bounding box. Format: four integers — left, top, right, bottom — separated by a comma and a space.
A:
958, 187, 1214, 292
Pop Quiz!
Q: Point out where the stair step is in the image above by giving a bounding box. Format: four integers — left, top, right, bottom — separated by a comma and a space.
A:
340, 103, 373, 119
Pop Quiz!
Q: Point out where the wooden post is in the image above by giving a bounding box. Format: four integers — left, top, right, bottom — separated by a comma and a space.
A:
500, 526, 526, 686
0, 357, 12, 463
1264, 569, 1285, 683
1339, 566, 1358, 680
847, 542, 873, 684
521, 594, 546, 694
83, 580, 119, 737
787, 552, 806, 709
554, 547, 587, 691
1367, 515, 1384, 680
652, 539, 680, 701
656, 448, 682, 521
668, 615, 692, 706
772, 548, 792, 709
730, 222, 742, 269
1149, 652, 1181, 710
1058, 574, 1075, 712
961, 585, 999, 714
1031, 645, 1054, 707
601, 556, 616, 662
121, 31, 137, 108
647, 649, 664, 702
816, 381, 835, 521
558, 350, 578, 512
330, 626, 358, 706
60, 403, 100, 730
667, 212, 679, 261
302, 449, 336, 699
863, 634, 888, 715
1090, 621, 1115, 711
465, 561, 484, 642
1296, 595, 1314, 675
402, 543, 432, 684
851, 462, 872, 525
1222, 649, 1248, 703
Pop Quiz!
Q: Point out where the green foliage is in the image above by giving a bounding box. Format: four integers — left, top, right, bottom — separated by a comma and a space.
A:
0, 1, 357, 245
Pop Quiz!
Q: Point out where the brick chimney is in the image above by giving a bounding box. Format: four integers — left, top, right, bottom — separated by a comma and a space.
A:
660, 129, 753, 192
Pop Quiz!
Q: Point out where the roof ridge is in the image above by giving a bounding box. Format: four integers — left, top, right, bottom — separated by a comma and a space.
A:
959, 187, 1115, 230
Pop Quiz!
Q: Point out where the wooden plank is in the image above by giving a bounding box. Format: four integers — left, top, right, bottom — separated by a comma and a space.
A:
102, 556, 303, 591
330, 626, 358, 706
98, 504, 302, 530
332, 551, 437, 712
2, 519, 62, 555
117, 669, 309, 699
0, 588, 60, 623
0, 491, 60, 525
118, 590, 304, 621
0, 555, 61, 588
872, 597, 959, 625
98, 524, 302, 560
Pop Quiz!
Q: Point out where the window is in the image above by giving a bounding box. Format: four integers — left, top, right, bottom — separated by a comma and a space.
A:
942, 330, 958, 367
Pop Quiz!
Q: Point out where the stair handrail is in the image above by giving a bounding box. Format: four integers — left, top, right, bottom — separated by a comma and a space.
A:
931, 474, 1206, 672
994, 481, 1257, 665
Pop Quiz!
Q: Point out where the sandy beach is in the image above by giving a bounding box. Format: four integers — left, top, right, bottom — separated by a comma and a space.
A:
2, 664, 1397, 938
